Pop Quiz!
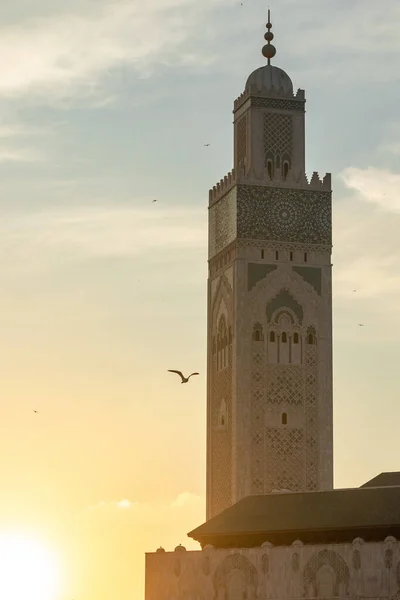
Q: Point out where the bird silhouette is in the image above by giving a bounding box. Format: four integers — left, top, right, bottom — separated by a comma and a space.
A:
33, 410, 39, 414
152, 199, 157, 203
358, 323, 364, 327
168, 370, 199, 383
204, 143, 210, 147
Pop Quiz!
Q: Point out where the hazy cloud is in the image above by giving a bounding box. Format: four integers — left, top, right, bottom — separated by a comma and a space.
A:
0, 204, 206, 275
341, 166, 400, 214
334, 166, 400, 304
0, 0, 228, 104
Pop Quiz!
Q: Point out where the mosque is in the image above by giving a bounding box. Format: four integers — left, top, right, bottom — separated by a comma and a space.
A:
145, 14, 400, 599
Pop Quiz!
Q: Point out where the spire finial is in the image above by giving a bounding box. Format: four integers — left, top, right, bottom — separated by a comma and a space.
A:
262, 9, 276, 65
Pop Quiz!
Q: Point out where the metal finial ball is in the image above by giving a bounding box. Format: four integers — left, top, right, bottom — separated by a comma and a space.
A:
266, 21, 272, 29
262, 44, 276, 59
264, 31, 274, 42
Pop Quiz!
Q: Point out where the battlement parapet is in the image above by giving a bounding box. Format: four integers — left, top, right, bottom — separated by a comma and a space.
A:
209, 169, 237, 204
234, 87, 305, 112
209, 168, 331, 205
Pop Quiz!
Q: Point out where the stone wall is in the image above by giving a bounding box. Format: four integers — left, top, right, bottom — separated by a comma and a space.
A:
145, 538, 400, 599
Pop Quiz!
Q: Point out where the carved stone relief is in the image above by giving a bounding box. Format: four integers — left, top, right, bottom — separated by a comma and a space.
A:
237, 185, 331, 245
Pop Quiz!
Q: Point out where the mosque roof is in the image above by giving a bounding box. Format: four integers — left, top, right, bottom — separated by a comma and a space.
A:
360, 472, 400, 488
188, 483, 400, 548
245, 65, 294, 96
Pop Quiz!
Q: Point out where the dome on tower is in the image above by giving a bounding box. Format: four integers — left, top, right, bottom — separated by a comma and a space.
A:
245, 11, 294, 97
245, 65, 293, 96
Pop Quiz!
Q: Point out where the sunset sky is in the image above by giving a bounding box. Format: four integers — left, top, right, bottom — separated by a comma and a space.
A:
1, 0, 400, 598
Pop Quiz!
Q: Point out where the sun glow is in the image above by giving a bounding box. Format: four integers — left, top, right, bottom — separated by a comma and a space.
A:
0, 532, 61, 600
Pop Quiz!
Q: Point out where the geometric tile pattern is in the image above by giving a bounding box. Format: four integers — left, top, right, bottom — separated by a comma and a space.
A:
264, 113, 293, 163
237, 185, 331, 245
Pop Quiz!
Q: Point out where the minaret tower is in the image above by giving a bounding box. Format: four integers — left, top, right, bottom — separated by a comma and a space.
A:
206, 14, 333, 519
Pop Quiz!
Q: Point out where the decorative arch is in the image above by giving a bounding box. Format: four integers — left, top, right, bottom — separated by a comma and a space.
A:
303, 549, 350, 597
213, 553, 258, 596
266, 289, 303, 325
217, 315, 228, 370
252, 322, 264, 342
307, 325, 317, 346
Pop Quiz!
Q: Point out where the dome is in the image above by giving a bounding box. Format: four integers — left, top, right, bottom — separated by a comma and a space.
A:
245, 65, 293, 96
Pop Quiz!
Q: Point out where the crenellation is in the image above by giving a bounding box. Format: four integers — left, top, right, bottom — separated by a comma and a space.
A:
145, 539, 400, 600
234, 86, 305, 112
209, 170, 331, 206
209, 169, 237, 204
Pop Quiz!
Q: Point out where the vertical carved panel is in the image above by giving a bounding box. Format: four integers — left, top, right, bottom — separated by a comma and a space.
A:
263, 113, 293, 167
305, 329, 319, 491
251, 327, 265, 494
209, 275, 233, 518
237, 115, 247, 167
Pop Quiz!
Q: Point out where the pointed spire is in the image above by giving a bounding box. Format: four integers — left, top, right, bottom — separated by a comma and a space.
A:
262, 9, 276, 65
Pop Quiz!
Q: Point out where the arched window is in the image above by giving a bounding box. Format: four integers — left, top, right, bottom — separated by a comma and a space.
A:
293, 332, 299, 344
261, 249, 264, 259
290, 251, 293, 261
270, 331, 275, 342
283, 161, 289, 179
304, 252, 308, 263
252, 323, 264, 342
281, 332, 287, 343
217, 316, 228, 369
282, 413, 288, 425
221, 415, 225, 427
307, 333, 315, 345
267, 159, 273, 179
275, 250, 279, 260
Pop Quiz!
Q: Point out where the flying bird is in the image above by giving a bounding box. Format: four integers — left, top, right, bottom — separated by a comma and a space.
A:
204, 143, 211, 147
358, 323, 364, 327
152, 199, 158, 203
33, 410, 39, 414
168, 370, 199, 383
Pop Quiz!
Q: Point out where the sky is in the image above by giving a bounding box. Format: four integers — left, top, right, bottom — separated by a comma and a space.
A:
1, 0, 400, 598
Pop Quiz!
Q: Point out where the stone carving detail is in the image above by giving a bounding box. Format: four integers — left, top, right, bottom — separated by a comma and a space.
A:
202, 555, 211, 576
237, 115, 247, 167
352, 550, 361, 570
265, 427, 305, 491
237, 185, 331, 245
213, 554, 258, 596
209, 275, 233, 518
261, 553, 269, 574
209, 188, 237, 259
264, 113, 293, 164
251, 96, 305, 111
304, 549, 350, 597
266, 365, 303, 405
385, 548, 393, 569
292, 552, 300, 572
305, 338, 319, 491
251, 339, 265, 493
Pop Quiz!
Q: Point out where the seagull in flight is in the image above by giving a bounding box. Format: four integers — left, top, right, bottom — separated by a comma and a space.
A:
152, 199, 158, 203
204, 143, 211, 147
33, 410, 39, 414
358, 323, 364, 327
168, 370, 199, 383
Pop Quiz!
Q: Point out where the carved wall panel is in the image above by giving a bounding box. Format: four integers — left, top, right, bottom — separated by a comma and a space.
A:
237, 185, 331, 245
209, 188, 237, 259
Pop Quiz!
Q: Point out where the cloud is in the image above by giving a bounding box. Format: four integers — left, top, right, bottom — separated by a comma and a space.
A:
341, 167, 400, 213
0, 147, 42, 162
170, 492, 203, 508
0, 203, 207, 276
0, 0, 228, 104
334, 166, 400, 305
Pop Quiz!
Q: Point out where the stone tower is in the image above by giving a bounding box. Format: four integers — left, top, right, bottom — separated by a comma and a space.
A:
206, 15, 333, 519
